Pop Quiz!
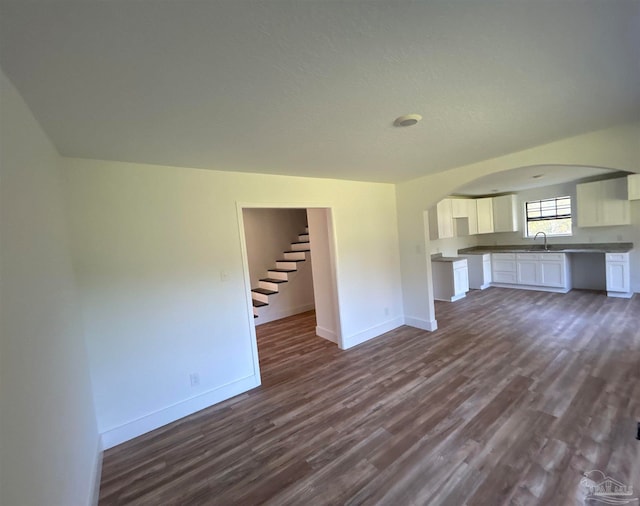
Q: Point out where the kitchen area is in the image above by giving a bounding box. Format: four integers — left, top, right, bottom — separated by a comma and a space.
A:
429, 169, 639, 302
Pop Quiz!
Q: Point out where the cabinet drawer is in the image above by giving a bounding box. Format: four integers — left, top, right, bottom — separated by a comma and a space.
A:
492, 253, 515, 260
493, 271, 517, 284
493, 260, 516, 273
516, 253, 540, 260
539, 253, 565, 262
606, 253, 628, 262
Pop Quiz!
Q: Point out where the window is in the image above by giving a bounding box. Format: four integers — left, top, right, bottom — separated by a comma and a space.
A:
525, 196, 572, 237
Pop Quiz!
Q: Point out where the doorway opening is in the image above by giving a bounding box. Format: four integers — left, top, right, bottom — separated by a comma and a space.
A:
237, 205, 342, 380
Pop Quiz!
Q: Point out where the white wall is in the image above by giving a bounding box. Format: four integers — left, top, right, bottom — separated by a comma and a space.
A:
396, 122, 640, 330
62, 158, 404, 447
429, 230, 479, 257
0, 70, 100, 505
474, 179, 640, 292
243, 208, 314, 324
308, 208, 340, 344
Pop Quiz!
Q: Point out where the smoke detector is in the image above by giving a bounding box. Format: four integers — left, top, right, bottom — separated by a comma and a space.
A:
394, 114, 422, 127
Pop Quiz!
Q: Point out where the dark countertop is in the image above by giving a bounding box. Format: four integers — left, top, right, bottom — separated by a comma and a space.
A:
458, 243, 633, 254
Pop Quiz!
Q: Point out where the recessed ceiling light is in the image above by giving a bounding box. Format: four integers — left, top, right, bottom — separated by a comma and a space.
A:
532, 174, 544, 179
394, 114, 422, 127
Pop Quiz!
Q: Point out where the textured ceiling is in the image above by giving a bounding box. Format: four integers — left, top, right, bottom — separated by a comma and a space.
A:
1, 1, 639, 183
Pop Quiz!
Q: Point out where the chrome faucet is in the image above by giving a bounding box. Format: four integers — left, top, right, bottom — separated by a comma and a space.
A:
533, 231, 548, 251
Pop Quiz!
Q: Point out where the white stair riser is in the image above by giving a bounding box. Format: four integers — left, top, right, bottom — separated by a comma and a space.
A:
291, 242, 310, 251
298, 234, 309, 241
259, 281, 279, 291
284, 251, 306, 260
252, 292, 269, 303
276, 261, 298, 270
268, 270, 289, 280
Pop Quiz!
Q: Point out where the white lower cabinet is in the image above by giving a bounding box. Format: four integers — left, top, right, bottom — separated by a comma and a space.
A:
432, 258, 469, 302
605, 253, 632, 297
493, 252, 571, 292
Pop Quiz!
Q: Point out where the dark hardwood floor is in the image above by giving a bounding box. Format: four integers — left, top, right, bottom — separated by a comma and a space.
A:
99, 288, 640, 505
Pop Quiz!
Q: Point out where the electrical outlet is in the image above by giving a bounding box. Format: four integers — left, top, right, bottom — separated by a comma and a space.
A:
220, 270, 229, 282
189, 373, 200, 387
617, 234, 623, 241
384, 307, 389, 316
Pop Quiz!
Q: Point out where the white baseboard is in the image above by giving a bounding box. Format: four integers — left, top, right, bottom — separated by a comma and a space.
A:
100, 374, 260, 449
255, 303, 315, 325
607, 291, 634, 298
491, 283, 570, 293
404, 316, 438, 332
341, 316, 404, 350
434, 293, 466, 302
316, 325, 338, 343
89, 437, 103, 506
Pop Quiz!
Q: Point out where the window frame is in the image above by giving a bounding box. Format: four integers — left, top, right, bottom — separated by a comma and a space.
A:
524, 196, 573, 238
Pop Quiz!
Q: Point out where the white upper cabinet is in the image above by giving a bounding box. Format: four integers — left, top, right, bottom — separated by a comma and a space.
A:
628, 174, 640, 200
492, 194, 519, 232
451, 199, 468, 218
449, 198, 478, 236
476, 197, 494, 234
466, 199, 478, 235
429, 198, 455, 239
577, 178, 630, 227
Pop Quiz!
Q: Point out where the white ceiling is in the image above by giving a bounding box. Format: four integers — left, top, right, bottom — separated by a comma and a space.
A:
1, 1, 639, 183
453, 165, 621, 196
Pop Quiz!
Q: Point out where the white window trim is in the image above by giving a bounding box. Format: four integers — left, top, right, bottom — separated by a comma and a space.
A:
522, 196, 574, 239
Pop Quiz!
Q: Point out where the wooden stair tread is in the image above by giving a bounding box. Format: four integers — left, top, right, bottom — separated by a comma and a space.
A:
269, 268, 296, 273
259, 278, 288, 283
291, 241, 310, 245
283, 250, 310, 253
252, 300, 268, 307
278, 259, 305, 262
252, 288, 278, 295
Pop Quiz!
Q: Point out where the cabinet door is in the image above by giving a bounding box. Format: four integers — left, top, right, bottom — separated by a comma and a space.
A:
493, 195, 519, 232
437, 199, 455, 239
606, 262, 629, 292
629, 174, 640, 200
539, 261, 565, 287
467, 200, 478, 235
482, 256, 492, 284
451, 199, 468, 218
576, 181, 600, 227
517, 260, 538, 285
600, 178, 630, 226
453, 264, 469, 294
476, 198, 494, 234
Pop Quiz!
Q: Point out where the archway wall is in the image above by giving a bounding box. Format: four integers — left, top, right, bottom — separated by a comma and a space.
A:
396, 122, 640, 327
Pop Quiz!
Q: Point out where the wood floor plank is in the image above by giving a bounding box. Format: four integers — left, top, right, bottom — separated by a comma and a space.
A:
99, 289, 640, 505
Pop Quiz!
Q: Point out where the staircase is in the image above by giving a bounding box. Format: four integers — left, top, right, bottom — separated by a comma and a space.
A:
252, 227, 310, 319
